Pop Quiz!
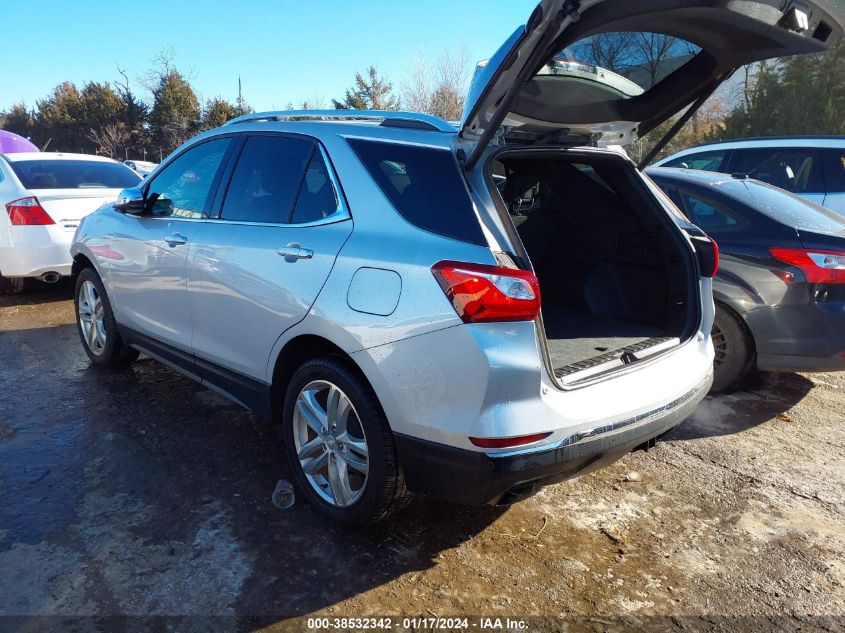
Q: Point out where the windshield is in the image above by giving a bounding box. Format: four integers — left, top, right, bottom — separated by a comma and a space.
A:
542, 32, 702, 99
721, 179, 845, 234
10, 159, 141, 190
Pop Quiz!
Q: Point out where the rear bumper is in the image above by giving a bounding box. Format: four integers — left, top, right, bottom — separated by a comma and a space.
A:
395, 371, 712, 506
0, 225, 74, 278
745, 300, 845, 369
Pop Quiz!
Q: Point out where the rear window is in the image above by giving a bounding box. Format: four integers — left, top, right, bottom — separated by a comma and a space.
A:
721, 180, 845, 234
347, 139, 485, 245
539, 32, 701, 103
9, 159, 140, 189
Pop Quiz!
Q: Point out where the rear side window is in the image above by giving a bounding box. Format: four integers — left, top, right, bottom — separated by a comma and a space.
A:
348, 139, 485, 245
662, 150, 729, 172
222, 136, 314, 223
729, 147, 824, 193
9, 159, 140, 189
291, 151, 341, 224
678, 190, 745, 232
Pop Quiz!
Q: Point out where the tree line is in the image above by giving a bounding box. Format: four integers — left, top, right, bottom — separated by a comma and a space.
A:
0, 49, 469, 162
3, 41, 844, 163
632, 41, 845, 162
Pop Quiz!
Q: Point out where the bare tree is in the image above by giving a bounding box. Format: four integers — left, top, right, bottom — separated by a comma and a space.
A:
402, 47, 471, 120
141, 46, 177, 92
88, 123, 129, 157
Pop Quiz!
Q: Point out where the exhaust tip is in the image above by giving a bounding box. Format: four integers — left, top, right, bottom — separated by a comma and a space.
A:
40, 272, 62, 284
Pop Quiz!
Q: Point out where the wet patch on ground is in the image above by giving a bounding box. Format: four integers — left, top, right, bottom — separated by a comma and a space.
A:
1, 283, 843, 631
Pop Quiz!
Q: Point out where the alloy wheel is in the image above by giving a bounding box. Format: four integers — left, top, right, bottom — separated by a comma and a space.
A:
711, 322, 728, 367
292, 380, 369, 507
78, 280, 106, 356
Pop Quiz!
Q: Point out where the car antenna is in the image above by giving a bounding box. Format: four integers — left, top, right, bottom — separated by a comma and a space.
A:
41, 138, 52, 152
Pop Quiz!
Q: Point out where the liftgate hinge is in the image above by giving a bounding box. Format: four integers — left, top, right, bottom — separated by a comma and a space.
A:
561, 0, 581, 21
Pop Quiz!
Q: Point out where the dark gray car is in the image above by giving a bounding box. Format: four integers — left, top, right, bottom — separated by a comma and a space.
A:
649, 167, 845, 390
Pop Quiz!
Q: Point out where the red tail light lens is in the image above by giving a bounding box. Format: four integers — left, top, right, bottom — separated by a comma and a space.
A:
469, 432, 552, 449
690, 235, 719, 277
769, 247, 845, 284
432, 261, 540, 323
6, 196, 54, 225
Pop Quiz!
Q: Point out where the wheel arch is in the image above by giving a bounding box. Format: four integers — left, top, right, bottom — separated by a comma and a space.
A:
269, 334, 369, 427
714, 298, 757, 360
71, 253, 95, 277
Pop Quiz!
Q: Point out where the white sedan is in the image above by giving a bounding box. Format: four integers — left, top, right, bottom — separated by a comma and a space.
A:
123, 160, 158, 177
0, 153, 140, 294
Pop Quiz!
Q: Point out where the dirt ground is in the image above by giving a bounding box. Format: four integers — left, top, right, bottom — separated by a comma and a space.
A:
1, 280, 844, 633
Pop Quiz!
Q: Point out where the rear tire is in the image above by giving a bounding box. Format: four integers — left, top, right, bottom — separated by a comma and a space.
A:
710, 304, 753, 393
0, 275, 25, 296
282, 357, 411, 525
74, 267, 139, 368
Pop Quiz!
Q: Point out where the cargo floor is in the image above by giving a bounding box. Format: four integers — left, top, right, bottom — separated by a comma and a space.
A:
542, 304, 664, 370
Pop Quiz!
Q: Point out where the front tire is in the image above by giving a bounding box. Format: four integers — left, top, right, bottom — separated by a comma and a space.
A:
74, 267, 139, 368
282, 357, 410, 525
710, 304, 754, 393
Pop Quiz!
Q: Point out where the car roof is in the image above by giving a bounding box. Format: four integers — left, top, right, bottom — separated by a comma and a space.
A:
658, 136, 845, 158
1, 152, 120, 163
200, 119, 458, 149
646, 166, 763, 187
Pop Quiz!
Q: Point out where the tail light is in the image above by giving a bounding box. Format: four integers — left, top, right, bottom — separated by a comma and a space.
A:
431, 260, 540, 323
469, 432, 551, 449
769, 247, 845, 284
690, 235, 719, 277
5, 197, 54, 225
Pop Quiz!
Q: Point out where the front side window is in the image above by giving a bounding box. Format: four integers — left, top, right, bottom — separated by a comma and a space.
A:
221, 135, 314, 224
662, 150, 729, 172
147, 138, 232, 218
730, 147, 824, 193
10, 159, 140, 189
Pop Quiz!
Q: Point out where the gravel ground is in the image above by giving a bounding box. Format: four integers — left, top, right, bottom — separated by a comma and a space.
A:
1, 280, 843, 632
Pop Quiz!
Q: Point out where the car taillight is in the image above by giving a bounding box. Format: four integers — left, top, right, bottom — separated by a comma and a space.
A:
431, 260, 540, 323
5, 196, 54, 225
469, 432, 551, 449
690, 235, 719, 277
769, 247, 845, 284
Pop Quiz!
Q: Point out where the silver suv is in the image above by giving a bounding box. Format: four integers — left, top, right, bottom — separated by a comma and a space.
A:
70, 0, 844, 523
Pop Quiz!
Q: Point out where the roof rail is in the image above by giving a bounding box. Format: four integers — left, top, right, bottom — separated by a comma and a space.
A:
224, 109, 457, 132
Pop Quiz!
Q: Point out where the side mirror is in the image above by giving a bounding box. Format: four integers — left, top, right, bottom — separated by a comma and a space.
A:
114, 187, 146, 214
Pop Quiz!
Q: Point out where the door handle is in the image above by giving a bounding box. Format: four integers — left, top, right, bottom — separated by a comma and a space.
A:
164, 233, 188, 247
276, 243, 314, 261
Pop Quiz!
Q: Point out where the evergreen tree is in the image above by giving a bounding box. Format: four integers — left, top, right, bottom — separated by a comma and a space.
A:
332, 67, 399, 110
202, 98, 238, 129
2, 102, 35, 140
148, 70, 201, 157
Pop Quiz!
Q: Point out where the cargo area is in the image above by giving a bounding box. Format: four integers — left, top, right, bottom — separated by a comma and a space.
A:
493, 150, 696, 382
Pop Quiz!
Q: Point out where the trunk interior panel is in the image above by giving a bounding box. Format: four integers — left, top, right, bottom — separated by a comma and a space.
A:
492, 150, 695, 383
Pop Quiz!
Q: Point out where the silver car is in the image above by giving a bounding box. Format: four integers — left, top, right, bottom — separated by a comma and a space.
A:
70, 0, 844, 523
